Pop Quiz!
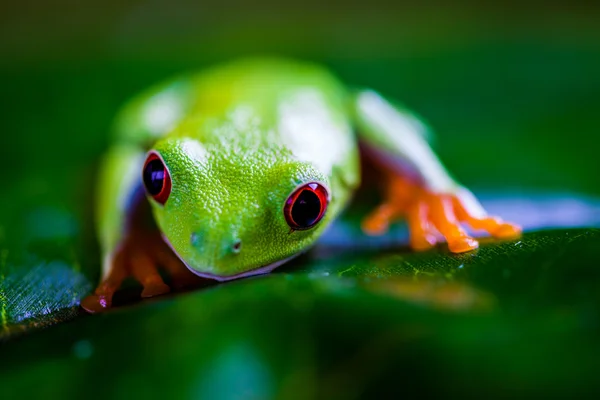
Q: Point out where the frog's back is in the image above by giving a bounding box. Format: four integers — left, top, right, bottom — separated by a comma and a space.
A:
190, 58, 350, 119
112, 58, 359, 191
112, 58, 352, 146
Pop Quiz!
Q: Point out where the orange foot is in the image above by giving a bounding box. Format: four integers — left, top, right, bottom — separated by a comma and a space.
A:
81, 229, 188, 314
361, 175, 521, 253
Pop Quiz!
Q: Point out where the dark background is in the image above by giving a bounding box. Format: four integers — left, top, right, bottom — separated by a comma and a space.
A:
2, 0, 599, 195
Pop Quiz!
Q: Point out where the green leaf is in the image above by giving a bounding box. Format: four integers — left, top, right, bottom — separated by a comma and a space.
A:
1, 228, 599, 398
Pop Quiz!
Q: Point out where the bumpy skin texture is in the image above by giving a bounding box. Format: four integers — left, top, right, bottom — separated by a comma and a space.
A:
87, 58, 520, 312
98, 59, 360, 279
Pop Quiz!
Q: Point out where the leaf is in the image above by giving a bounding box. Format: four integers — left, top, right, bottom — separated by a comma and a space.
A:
1, 228, 599, 398
2, 175, 600, 339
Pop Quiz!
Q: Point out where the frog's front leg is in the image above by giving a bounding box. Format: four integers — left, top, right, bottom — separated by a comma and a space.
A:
353, 89, 521, 253
82, 146, 195, 313
361, 169, 520, 252
81, 227, 174, 313
82, 225, 204, 313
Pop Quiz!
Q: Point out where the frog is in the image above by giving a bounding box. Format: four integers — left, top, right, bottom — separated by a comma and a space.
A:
81, 58, 521, 313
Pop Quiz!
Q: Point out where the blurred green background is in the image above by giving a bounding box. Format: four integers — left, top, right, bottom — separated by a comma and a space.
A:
1, 0, 600, 398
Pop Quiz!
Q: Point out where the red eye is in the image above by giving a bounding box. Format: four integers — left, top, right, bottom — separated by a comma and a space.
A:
143, 152, 171, 205
284, 182, 329, 230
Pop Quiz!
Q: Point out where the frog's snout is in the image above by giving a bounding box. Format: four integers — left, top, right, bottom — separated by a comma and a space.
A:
190, 232, 242, 257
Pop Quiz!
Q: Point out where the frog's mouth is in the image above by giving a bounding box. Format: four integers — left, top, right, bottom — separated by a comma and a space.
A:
161, 234, 300, 282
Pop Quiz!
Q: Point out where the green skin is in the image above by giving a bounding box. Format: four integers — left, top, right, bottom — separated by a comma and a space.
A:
97, 58, 472, 281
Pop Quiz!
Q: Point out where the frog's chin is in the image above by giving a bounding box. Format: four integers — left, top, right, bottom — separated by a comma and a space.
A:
161, 234, 301, 282
189, 254, 300, 282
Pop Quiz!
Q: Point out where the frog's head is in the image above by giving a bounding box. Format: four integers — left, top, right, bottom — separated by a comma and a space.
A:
142, 137, 333, 280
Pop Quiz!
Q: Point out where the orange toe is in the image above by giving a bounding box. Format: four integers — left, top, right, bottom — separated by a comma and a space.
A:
141, 282, 171, 298
81, 295, 111, 314
447, 237, 479, 253
361, 204, 397, 236
491, 223, 522, 239
362, 218, 388, 236
411, 234, 437, 251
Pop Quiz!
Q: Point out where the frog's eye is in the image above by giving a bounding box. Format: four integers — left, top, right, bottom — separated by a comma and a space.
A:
143, 152, 171, 205
284, 182, 329, 230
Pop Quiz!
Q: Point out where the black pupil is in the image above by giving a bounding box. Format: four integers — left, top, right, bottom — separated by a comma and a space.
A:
291, 190, 322, 228
143, 159, 165, 195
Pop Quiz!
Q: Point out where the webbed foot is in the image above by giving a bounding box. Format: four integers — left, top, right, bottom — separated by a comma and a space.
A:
81, 229, 188, 313
362, 175, 521, 253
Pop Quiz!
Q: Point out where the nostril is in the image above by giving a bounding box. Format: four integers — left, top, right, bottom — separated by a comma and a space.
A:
232, 240, 242, 254
191, 232, 201, 246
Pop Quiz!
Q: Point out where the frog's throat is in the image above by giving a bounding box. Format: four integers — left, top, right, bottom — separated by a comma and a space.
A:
161, 234, 300, 281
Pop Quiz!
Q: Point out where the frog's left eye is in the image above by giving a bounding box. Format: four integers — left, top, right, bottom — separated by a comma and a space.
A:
143, 152, 171, 205
284, 182, 329, 230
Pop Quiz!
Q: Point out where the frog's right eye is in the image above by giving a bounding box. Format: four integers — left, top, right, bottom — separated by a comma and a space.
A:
143, 152, 171, 205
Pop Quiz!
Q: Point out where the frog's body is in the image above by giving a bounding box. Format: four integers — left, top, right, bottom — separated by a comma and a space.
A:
83, 58, 521, 313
